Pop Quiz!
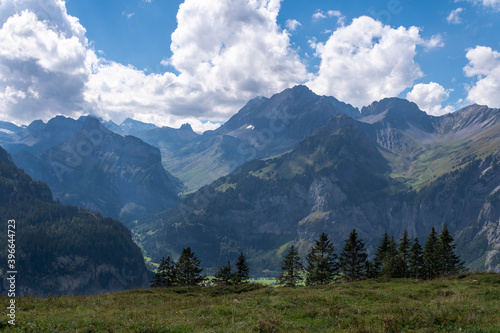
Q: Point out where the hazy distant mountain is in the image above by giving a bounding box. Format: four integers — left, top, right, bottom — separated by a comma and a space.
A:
0, 146, 149, 296
136, 95, 500, 275
163, 85, 360, 191
37, 118, 182, 225
0, 116, 86, 155
1, 117, 183, 226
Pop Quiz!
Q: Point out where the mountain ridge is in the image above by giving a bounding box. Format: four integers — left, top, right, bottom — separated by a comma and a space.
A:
0, 146, 150, 296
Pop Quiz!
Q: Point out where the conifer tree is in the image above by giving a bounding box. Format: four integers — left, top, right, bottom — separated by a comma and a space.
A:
305, 232, 338, 285
437, 225, 464, 276
423, 227, 439, 280
215, 261, 233, 285
150, 257, 168, 288
277, 245, 303, 287
234, 252, 250, 284
340, 229, 368, 282
176, 247, 205, 286
150, 256, 176, 288
408, 237, 424, 279
381, 236, 398, 277
372, 232, 390, 277
396, 230, 412, 278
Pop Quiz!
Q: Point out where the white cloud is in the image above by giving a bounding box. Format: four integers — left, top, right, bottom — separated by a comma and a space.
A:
423, 34, 444, 50
307, 16, 438, 109
464, 46, 500, 107
285, 19, 301, 31
0, 2, 90, 124
0, 0, 309, 131
462, 0, 500, 11
87, 0, 308, 126
312, 9, 345, 25
327, 10, 342, 17
166, 0, 308, 108
122, 11, 135, 19
0, 0, 467, 131
447, 8, 464, 24
482, 0, 500, 9
312, 10, 327, 21
406, 82, 454, 116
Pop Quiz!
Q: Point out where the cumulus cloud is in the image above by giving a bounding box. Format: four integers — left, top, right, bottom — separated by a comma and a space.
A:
307, 16, 438, 108
0, 0, 308, 131
285, 19, 301, 31
0, 1, 90, 124
88, 0, 309, 128
464, 46, 500, 107
2, 0, 472, 131
447, 8, 464, 24
165, 0, 308, 107
406, 82, 454, 116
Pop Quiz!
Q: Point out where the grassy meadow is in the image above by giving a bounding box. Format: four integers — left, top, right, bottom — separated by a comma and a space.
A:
1, 273, 499, 332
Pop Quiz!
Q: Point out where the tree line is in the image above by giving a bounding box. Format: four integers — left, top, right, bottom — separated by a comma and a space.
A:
277, 226, 464, 287
151, 248, 250, 287
151, 225, 464, 288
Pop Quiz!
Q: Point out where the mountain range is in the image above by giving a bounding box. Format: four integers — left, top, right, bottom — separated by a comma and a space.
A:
133, 86, 500, 275
1, 85, 499, 283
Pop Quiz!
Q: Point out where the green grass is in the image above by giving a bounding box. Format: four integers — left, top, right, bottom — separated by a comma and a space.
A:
251, 278, 277, 286
2, 273, 500, 332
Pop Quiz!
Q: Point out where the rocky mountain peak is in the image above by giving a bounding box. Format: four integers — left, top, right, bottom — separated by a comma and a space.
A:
360, 97, 435, 132
120, 118, 158, 131
179, 123, 194, 131
361, 97, 421, 116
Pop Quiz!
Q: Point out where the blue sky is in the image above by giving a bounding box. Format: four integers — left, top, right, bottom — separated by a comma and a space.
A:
0, 0, 499, 132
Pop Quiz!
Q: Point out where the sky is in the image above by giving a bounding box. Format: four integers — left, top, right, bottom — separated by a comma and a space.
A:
0, 0, 499, 133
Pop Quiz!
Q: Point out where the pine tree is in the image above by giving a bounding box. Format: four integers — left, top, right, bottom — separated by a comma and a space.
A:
305, 232, 338, 285
408, 237, 424, 279
381, 236, 398, 277
396, 230, 412, 278
423, 227, 439, 280
340, 229, 368, 282
372, 232, 390, 277
277, 245, 303, 287
150, 257, 168, 288
234, 252, 250, 284
215, 261, 233, 285
437, 225, 465, 276
150, 256, 176, 288
176, 247, 205, 286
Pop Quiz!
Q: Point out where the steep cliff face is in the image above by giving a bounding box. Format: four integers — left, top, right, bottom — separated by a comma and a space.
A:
0, 146, 150, 296
297, 154, 500, 269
